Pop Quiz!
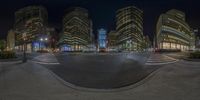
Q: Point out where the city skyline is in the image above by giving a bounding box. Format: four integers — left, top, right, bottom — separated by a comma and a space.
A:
0, 0, 200, 40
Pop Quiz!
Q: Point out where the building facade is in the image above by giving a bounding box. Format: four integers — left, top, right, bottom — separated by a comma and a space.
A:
143, 35, 151, 51
7, 29, 15, 51
47, 27, 58, 50
59, 7, 93, 52
98, 28, 107, 51
14, 6, 48, 52
196, 37, 200, 49
193, 29, 200, 49
116, 6, 144, 51
156, 9, 195, 51
107, 30, 118, 51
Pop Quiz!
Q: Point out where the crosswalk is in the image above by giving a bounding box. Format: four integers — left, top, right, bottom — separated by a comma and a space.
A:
145, 54, 179, 65
30, 53, 60, 65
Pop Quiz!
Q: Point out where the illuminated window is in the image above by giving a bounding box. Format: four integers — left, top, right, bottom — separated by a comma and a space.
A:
171, 43, 176, 49
163, 42, 170, 49
177, 44, 180, 49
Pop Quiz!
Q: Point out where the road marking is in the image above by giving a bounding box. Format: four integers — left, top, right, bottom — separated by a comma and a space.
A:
145, 54, 179, 65
163, 55, 178, 60
145, 60, 179, 65
146, 60, 175, 63
30, 60, 60, 65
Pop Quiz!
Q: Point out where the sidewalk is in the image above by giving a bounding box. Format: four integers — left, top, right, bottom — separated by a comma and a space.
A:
0, 60, 200, 100
0, 58, 22, 64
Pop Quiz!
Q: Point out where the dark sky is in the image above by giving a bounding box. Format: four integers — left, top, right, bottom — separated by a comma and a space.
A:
0, 0, 200, 41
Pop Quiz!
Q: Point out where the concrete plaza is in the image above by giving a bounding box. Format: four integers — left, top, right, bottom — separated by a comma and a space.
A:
0, 53, 200, 100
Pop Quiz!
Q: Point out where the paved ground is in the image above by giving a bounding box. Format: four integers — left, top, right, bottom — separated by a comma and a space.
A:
27, 53, 179, 89
0, 56, 200, 100
49, 53, 158, 89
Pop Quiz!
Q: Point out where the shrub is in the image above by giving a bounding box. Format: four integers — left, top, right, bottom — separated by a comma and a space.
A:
36, 50, 49, 53
0, 51, 16, 59
0, 40, 6, 51
189, 51, 200, 59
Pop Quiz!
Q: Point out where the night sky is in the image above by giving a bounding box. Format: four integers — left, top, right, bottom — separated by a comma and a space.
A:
0, 0, 200, 41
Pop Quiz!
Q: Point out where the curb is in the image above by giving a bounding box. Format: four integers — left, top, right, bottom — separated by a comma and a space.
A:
0, 60, 22, 64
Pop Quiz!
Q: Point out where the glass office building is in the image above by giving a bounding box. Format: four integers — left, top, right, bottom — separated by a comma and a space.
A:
98, 28, 107, 51
156, 9, 195, 51
59, 7, 93, 52
14, 6, 48, 52
107, 30, 118, 51
7, 29, 15, 51
116, 6, 144, 51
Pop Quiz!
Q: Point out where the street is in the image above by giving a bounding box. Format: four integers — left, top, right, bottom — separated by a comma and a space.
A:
38, 53, 176, 89
51, 53, 152, 89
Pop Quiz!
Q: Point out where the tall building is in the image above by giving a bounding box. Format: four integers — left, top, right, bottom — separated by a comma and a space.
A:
107, 30, 118, 51
14, 6, 48, 52
47, 27, 58, 50
7, 29, 15, 51
59, 7, 93, 52
143, 35, 151, 50
116, 6, 144, 51
196, 37, 200, 49
98, 28, 107, 51
156, 9, 195, 51
194, 29, 200, 49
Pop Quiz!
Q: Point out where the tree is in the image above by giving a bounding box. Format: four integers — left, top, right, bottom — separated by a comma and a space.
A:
0, 40, 6, 52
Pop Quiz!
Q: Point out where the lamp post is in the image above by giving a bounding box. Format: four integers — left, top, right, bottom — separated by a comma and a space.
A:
39, 38, 43, 50
22, 32, 27, 63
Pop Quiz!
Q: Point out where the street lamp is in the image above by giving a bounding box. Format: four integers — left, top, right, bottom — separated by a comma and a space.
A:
39, 37, 48, 50
40, 38, 43, 41
22, 32, 27, 63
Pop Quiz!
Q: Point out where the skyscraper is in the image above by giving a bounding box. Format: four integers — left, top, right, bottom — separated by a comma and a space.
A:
98, 28, 107, 51
14, 6, 48, 52
107, 30, 118, 51
59, 7, 93, 52
7, 29, 15, 51
156, 9, 195, 51
193, 29, 200, 49
116, 6, 144, 51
